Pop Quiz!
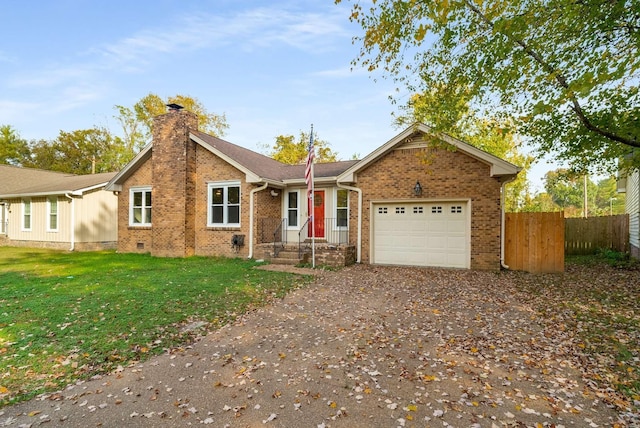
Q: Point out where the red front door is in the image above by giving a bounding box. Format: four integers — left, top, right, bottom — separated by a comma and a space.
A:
309, 190, 325, 239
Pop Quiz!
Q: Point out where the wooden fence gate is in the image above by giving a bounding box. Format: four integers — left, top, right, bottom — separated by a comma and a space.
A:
505, 212, 565, 273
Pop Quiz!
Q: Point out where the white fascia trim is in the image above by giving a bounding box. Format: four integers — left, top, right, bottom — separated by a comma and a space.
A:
433, 129, 521, 177
337, 124, 521, 182
71, 182, 110, 195
0, 190, 80, 198
338, 127, 415, 183
190, 133, 264, 184
105, 144, 152, 191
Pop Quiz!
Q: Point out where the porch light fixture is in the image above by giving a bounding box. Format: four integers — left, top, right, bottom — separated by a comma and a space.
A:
414, 181, 422, 196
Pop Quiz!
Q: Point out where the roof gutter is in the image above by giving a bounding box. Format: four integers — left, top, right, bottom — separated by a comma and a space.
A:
248, 182, 269, 259
64, 193, 75, 251
337, 182, 362, 263
0, 190, 83, 199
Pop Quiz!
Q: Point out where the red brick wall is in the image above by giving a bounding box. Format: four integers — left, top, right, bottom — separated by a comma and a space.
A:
117, 158, 153, 253
192, 146, 281, 258
151, 110, 198, 257
116, 111, 283, 259
356, 146, 504, 270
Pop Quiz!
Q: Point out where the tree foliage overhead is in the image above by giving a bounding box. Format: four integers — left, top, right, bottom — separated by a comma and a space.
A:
2, 94, 227, 175
340, 0, 640, 173
266, 131, 338, 165
114, 93, 229, 158
539, 169, 625, 217
401, 93, 533, 211
0, 125, 30, 166
23, 128, 125, 175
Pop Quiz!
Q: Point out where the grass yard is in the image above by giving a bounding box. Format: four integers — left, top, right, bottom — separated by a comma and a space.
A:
0, 248, 309, 406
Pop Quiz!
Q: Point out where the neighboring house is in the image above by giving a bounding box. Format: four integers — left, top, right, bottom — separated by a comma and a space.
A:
0, 165, 118, 251
106, 108, 520, 270
618, 168, 640, 258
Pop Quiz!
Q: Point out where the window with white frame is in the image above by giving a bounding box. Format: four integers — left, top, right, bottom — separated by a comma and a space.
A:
287, 191, 299, 227
22, 199, 31, 231
336, 189, 349, 228
208, 182, 240, 227
47, 197, 58, 231
130, 187, 152, 226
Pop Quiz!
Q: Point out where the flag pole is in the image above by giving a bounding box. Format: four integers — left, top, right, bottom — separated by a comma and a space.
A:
309, 125, 316, 268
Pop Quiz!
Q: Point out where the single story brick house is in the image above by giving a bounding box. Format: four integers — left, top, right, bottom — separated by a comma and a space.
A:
106, 108, 520, 270
0, 165, 118, 250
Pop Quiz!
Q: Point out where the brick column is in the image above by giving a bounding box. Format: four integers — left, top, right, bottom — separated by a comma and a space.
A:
151, 109, 198, 257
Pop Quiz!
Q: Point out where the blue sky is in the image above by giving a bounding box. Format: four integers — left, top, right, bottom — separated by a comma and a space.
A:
0, 0, 551, 187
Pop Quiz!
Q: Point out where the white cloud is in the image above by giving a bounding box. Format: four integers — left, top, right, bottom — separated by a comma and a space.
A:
96, 6, 350, 66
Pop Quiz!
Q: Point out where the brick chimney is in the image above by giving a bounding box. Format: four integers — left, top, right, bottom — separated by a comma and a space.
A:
151, 106, 198, 257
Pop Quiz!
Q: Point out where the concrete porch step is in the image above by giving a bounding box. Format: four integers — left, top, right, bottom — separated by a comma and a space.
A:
270, 257, 302, 266
275, 250, 302, 260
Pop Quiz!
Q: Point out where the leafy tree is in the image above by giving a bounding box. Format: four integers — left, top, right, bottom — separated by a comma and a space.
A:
340, 0, 640, 174
113, 105, 145, 162
266, 132, 338, 164
115, 93, 229, 155
522, 172, 625, 215
520, 192, 558, 213
401, 93, 533, 211
544, 169, 588, 217
0, 125, 30, 166
594, 176, 626, 216
24, 128, 124, 174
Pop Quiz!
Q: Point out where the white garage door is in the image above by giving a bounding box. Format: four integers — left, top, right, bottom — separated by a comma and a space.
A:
372, 201, 469, 268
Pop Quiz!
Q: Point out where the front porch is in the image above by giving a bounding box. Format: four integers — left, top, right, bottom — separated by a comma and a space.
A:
257, 218, 356, 268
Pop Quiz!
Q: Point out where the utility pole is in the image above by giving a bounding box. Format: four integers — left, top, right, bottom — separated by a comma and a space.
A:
583, 174, 588, 218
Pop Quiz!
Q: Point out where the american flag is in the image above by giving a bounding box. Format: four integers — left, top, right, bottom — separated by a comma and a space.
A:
305, 126, 315, 201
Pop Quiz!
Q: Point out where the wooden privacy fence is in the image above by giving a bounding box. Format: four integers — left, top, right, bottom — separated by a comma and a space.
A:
505, 212, 565, 273
565, 214, 629, 255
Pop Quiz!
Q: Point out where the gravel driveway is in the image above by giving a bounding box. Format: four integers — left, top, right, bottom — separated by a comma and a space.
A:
1, 265, 627, 427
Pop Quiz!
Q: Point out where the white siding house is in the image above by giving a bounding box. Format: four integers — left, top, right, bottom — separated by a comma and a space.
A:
0, 165, 118, 251
619, 168, 640, 259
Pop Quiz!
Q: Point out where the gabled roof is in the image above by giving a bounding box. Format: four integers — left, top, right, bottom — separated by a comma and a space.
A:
192, 131, 357, 183
338, 123, 521, 183
0, 165, 116, 198
191, 131, 289, 182
107, 131, 358, 190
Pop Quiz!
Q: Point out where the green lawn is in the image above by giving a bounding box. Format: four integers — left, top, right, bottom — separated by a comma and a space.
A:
0, 248, 309, 406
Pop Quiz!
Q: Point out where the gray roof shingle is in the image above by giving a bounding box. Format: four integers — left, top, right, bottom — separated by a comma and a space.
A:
0, 165, 116, 197
191, 130, 357, 181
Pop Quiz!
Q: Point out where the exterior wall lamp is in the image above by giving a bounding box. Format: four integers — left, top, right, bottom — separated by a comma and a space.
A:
414, 181, 422, 196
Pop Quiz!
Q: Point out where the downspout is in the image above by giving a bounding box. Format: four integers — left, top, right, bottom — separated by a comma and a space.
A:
500, 176, 517, 269
248, 182, 269, 259
337, 182, 362, 263
64, 193, 75, 251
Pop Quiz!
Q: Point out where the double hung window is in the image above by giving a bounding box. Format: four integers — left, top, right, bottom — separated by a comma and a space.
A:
130, 187, 152, 226
47, 197, 58, 231
208, 182, 241, 227
22, 199, 31, 231
336, 189, 348, 228
287, 191, 299, 227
